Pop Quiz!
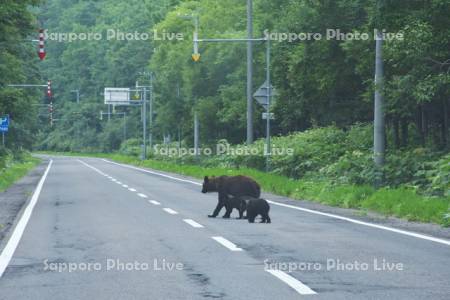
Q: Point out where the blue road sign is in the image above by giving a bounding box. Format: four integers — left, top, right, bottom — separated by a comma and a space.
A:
0, 115, 9, 133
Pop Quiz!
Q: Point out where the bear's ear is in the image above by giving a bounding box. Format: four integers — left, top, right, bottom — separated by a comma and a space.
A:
204, 176, 209, 183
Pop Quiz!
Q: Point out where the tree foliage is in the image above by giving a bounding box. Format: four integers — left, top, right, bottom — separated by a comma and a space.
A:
1, 0, 449, 156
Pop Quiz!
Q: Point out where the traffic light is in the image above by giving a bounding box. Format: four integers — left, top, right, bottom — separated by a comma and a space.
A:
47, 80, 52, 97
38, 29, 46, 60
192, 31, 200, 62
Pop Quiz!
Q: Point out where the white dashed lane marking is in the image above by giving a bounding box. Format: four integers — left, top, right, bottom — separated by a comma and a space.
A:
211, 236, 243, 252
163, 208, 178, 215
266, 269, 316, 295
128, 188, 136, 192
183, 219, 204, 228
149, 200, 161, 205
137, 193, 148, 198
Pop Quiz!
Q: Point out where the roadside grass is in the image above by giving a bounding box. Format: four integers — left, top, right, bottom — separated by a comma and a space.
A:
37, 151, 450, 226
0, 155, 41, 192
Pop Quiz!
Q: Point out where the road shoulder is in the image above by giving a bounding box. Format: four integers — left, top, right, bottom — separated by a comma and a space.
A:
0, 160, 48, 249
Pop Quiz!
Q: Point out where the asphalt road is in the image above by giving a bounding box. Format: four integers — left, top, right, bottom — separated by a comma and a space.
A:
0, 156, 449, 299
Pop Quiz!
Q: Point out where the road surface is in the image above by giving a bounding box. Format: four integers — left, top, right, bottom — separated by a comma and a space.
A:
0, 156, 449, 299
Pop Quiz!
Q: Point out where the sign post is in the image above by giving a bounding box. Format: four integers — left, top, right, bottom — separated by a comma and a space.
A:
0, 115, 10, 147
254, 71, 278, 171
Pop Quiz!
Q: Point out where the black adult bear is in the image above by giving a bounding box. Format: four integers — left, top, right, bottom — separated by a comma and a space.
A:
202, 175, 260, 218
242, 196, 271, 223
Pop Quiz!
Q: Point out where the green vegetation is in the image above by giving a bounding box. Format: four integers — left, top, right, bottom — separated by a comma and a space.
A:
140, 125, 449, 198
0, 151, 40, 192
28, 0, 449, 152
0, 0, 42, 151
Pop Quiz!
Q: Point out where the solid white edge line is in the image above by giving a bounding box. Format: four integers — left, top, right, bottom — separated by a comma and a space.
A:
149, 200, 161, 205
78, 159, 106, 176
163, 208, 178, 215
101, 158, 450, 246
211, 236, 243, 252
102, 159, 201, 185
266, 200, 450, 246
266, 269, 316, 295
137, 193, 148, 198
0, 159, 53, 278
183, 219, 204, 228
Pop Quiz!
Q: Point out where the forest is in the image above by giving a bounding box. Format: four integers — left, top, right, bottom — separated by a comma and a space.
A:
1, 0, 449, 203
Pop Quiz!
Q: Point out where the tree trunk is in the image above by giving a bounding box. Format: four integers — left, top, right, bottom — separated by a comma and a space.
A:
443, 98, 449, 149
422, 104, 428, 143
400, 118, 408, 147
393, 116, 400, 149
417, 105, 425, 145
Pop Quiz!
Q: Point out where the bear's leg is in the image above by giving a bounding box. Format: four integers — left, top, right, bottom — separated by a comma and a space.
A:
260, 212, 271, 223
208, 201, 224, 218
240, 199, 247, 219
237, 200, 245, 219
222, 203, 232, 218
221, 195, 232, 218
247, 213, 256, 223
259, 214, 266, 223
237, 208, 243, 219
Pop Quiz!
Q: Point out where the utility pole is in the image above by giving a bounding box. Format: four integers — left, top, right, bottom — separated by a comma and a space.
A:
374, 29, 385, 169
265, 38, 271, 172
137, 71, 152, 159
143, 86, 147, 159
194, 110, 199, 156
178, 13, 200, 156
149, 73, 154, 149
247, 0, 254, 144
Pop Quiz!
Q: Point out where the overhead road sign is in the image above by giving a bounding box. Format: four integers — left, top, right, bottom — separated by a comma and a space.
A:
104, 88, 131, 105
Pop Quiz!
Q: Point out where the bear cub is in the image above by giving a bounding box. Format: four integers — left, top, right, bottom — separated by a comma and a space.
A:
233, 196, 271, 223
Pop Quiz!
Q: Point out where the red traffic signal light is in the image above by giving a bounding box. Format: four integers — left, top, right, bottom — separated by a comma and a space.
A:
47, 80, 52, 97
38, 29, 46, 60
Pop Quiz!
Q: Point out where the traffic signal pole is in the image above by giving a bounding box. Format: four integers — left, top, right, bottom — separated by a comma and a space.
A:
7, 82, 53, 125
178, 14, 200, 156
247, 0, 254, 145
193, 36, 272, 170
